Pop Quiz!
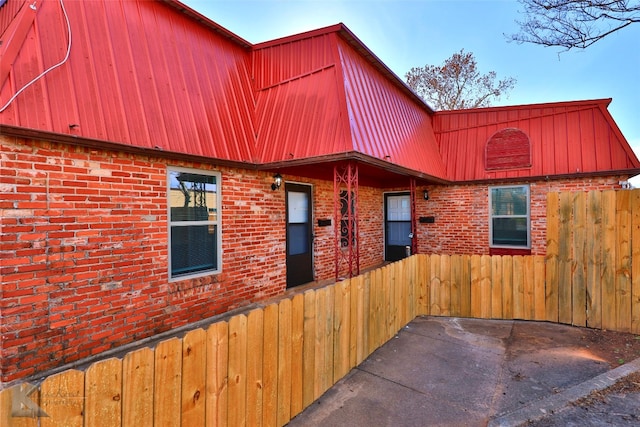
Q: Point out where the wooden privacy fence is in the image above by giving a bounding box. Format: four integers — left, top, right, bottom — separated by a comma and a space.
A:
546, 189, 640, 331
0, 258, 424, 427
1, 189, 639, 426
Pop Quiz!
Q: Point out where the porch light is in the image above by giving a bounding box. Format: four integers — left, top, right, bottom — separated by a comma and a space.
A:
271, 173, 283, 190
423, 190, 429, 200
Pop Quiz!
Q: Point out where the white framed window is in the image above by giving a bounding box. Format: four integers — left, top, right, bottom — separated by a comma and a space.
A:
489, 185, 530, 248
168, 166, 221, 280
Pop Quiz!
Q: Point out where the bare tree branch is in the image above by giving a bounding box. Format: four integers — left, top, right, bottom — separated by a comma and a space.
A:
510, 0, 640, 49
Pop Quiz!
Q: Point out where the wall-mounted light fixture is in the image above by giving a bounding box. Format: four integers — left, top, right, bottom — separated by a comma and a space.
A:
271, 173, 283, 190
423, 190, 429, 200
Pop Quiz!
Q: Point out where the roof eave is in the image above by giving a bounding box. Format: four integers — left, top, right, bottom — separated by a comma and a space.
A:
162, 0, 253, 49
451, 168, 640, 186
259, 151, 450, 184
0, 124, 259, 170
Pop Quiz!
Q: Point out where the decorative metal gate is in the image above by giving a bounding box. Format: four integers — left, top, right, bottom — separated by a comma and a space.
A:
334, 161, 359, 280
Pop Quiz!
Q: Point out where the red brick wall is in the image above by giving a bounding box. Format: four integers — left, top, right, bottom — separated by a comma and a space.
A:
0, 137, 389, 383
290, 178, 384, 282
0, 136, 288, 383
416, 177, 629, 256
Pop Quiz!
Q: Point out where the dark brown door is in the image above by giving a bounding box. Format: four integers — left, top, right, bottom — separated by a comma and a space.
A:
385, 193, 412, 261
285, 183, 313, 287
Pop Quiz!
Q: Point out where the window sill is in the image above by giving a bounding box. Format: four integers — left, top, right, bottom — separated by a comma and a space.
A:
489, 247, 532, 256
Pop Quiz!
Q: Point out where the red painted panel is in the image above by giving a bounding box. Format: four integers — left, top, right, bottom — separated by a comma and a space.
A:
0, 0, 256, 162
434, 99, 640, 182
0, 0, 25, 36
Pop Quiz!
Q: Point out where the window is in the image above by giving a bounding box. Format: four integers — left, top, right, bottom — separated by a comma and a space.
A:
489, 185, 530, 248
168, 167, 221, 280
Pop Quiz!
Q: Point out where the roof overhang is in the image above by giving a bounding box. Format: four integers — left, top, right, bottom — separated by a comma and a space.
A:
258, 151, 449, 187
0, 125, 447, 187
0, 124, 258, 171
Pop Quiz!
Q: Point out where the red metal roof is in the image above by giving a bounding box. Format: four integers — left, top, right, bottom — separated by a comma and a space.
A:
1, 0, 638, 184
434, 99, 640, 182
253, 30, 352, 162
0, 0, 256, 162
252, 24, 447, 180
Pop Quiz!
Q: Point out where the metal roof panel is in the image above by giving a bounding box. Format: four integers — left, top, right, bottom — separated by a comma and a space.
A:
0, 0, 256, 162
434, 99, 640, 182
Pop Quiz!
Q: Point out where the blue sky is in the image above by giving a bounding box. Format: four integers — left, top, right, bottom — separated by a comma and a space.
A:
182, 0, 640, 182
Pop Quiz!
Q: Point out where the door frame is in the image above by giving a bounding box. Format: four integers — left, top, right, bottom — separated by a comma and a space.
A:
284, 182, 314, 288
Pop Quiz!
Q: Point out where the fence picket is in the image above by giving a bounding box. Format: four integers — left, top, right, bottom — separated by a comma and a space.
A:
182, 328, 207, 427
228, 315, 248, 427
324, 286, 335, 387
262, 304, 278, 427
122, 348, 153, 427
40, 370, 84, 427
246, 309, 264, 427
407, 255, 416, 321
333, 280, 351, 382
417, 254, 430, 315
491, 255, 503, 319
353, 274, 366, 365
572, 191, 587, 326
523, 256, 535, 320
616, 190, 632, 332
440, 255, 451, 316
290, 293, 305, 418
205, 321, 228, 427
430, 255, 442, 315
534, 256, 546, 321
460, 255, 471, 317
558, 192, 573, 324
154, 338, 182, 427
632, 189, 640, 333
502, 256, 513, 319
546, 192, 560, 322
384, 265, 395, 339
85, 358, 122, 427
586, 190, 603, 328
398, 261, 408, 328
313, 287, 327, 400
451, 254, 462, 316
277, 299, 292, 426
470, 255, 481, 318
602, 190, 617, 329
302, 290, 316, 408
512, 256, 524, 319
480, 255, 492, 319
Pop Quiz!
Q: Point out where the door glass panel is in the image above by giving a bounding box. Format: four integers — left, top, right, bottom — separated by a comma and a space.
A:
288, 191, 309, 223
387, 195, 411, 220
288, 223, 309, 255
387, 222, 411, 246
288, 190, 310, 256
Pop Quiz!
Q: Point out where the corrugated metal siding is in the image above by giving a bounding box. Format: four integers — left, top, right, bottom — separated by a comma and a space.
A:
0, 0, 256, 161
253, 32, 336, 90
0, 0, 25, 36
434, 100, 640, 182
337, 38, 447, 179
254, 32, 351, 162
